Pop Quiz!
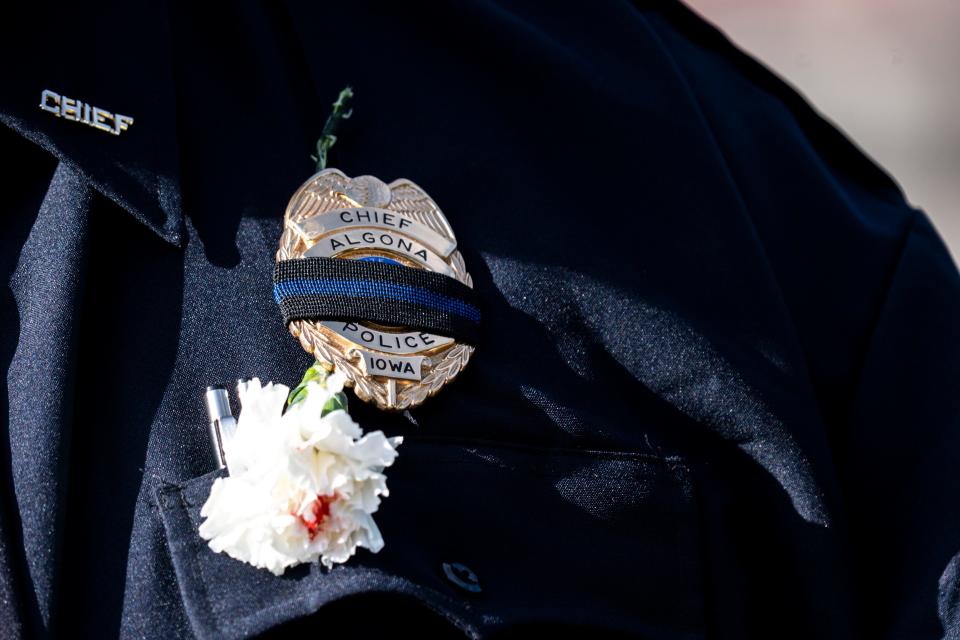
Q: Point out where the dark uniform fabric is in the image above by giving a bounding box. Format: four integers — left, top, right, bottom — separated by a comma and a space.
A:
1, 1, 959, 638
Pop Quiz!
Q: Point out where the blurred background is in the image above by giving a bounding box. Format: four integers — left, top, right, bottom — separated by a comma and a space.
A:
685, 0, 960, 261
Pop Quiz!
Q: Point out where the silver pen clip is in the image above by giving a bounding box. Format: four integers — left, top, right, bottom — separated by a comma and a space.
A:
203, 379, 253, 472
204, 386, 234, 472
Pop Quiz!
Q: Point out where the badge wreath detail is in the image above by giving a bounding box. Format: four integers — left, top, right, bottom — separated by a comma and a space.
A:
197, 363, 403, 576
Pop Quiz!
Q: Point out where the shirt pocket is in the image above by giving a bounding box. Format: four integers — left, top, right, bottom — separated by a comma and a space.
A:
153, 436, 705, 640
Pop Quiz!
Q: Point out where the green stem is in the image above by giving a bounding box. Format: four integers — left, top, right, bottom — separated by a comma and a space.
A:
311, 86, 354, 173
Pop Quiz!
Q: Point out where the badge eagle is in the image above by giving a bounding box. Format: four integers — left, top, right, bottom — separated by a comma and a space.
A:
275, 168, 476, 411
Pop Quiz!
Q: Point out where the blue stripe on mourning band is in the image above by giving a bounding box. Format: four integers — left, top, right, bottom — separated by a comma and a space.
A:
357, 256, 401, 266
273, 278, 481, 324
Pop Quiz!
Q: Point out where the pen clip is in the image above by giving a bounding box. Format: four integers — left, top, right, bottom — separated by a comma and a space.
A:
204, 386, 233, 472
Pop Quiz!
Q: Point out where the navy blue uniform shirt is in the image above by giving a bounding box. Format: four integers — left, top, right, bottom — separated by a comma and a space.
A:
2, 2, 959, 638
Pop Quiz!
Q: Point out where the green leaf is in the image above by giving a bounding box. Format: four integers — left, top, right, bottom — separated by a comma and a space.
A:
286, 385, 308, 408
321, 392, 348, 417
287, 361, 330, 407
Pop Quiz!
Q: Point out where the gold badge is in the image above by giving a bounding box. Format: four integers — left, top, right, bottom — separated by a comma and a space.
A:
274, 168, 477, 411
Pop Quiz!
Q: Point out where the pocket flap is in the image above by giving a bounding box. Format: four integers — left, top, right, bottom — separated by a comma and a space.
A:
154, 437, 703, 639
154, 467, 482, 640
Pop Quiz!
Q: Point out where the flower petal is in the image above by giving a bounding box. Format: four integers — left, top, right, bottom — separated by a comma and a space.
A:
196, 370, 399, 576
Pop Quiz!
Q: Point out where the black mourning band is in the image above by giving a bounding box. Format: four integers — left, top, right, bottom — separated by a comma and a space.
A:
272, 256, 481, 345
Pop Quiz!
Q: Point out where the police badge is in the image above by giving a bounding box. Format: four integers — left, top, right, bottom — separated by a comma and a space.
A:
273, 169, 480, 411
198, 88, 445, 576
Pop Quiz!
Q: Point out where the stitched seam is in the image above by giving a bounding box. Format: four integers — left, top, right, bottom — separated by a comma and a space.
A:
664, 458, 707, 628
845, 209, 921, 410
396, 433, 666, 461
410, 458, 668, 481
177, 483, 223, 635
187, 561, 476, 637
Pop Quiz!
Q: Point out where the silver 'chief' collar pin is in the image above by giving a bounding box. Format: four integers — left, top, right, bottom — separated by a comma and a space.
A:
38, 89, 134, 135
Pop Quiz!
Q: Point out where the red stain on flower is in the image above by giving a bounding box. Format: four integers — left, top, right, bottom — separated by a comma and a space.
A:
298, 493, 337, 540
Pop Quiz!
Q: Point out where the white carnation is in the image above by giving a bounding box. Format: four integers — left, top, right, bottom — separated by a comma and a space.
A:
197, 374, 403, 576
